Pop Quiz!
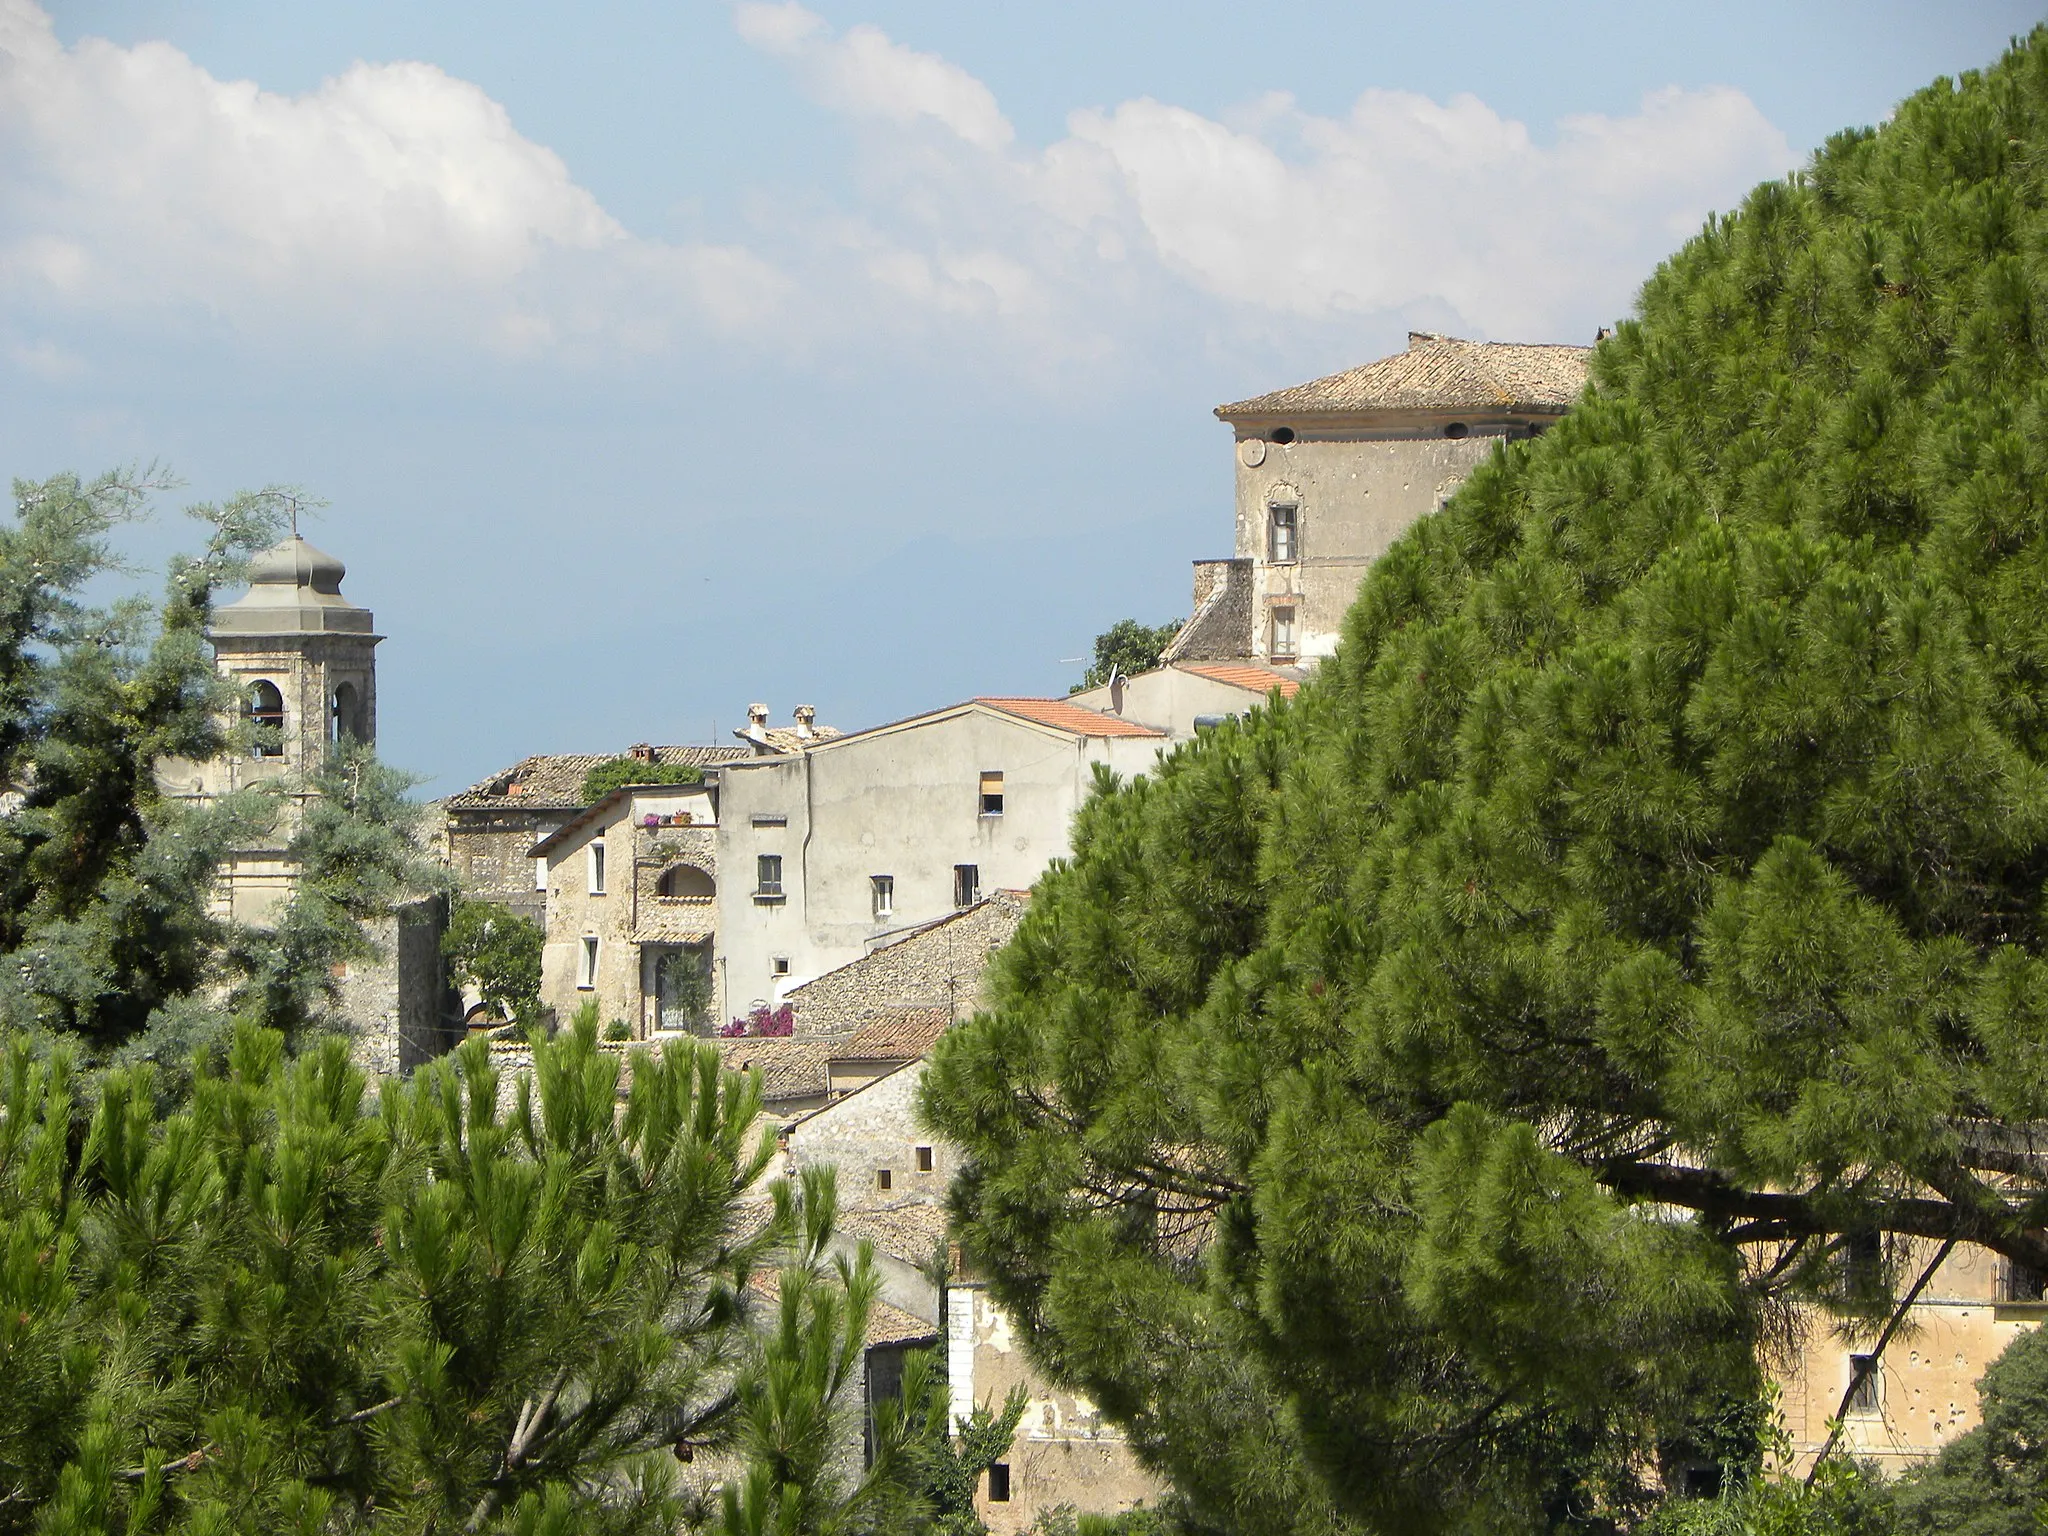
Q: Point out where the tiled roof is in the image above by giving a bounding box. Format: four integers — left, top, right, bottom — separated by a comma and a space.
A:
737, 725, 844, 756
1216, 332, 1591, 419
717, 1035, 847, 1104
445, 745, 751, 812
1177, 662, 1303, 699
974, 698, 1166, 739
837, 1007, 952, 1062
836, 1203, 952, 1268
867, 1298, 942, 1347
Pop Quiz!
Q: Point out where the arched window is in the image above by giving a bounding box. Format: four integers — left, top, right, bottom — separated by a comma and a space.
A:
247, 680, 285, 757
330, 681, 360, 743
658, 864, 716, 899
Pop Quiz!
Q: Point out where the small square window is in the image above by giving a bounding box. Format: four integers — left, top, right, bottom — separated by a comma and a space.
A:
877, 1168, 892, 1191
2004, 1260, 2046, 1302
756, 854, 783, 897
578, 936, 599, 990
953, 864, 980, 908
872, 874, 894, 920
987, 1463, 1010, 1503
1846, 1355, 1880, 1415
979, 771, 1004, 816
588, 840, 607, 895
1268, 502, 1298, 563
772, 955, 790, 977
916, 1145, 934, 1172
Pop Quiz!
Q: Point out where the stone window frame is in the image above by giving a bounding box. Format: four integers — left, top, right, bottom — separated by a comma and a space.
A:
1267, 496, 1299, 564
871, 874, 894, 920
588, 839, 607, 896
1269, 604, 1298, 662
577, 935, 599, 990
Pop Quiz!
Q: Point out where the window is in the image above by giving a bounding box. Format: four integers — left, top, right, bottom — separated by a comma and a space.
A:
1268, 502, 1298, 563
247, 680, 285, 757
533, 856, 548, 892
329, 681, 360, 743
588, 840, 607, 895
750, 813, 788, 828
1269, 606, 1298, 661
877, 1168, 892, 1191
987, 1464, 1011, 1503
979, 771, 1004, 816
954, 864, 979, 908
2003, 1260, 2046, 1302
1846, 1354, 1881, 1415
871, 874, 894, 920
756, 854, 783, 898
916, 1145, 934, 1172
772, 955, 790, 977
578, 936, 599, 990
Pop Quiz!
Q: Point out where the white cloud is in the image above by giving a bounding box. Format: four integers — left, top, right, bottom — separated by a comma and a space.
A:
1052, 81, 1792, 336
0, 0, 1794, 373
726, 4, 1792, 348
734, 2, 1013, 151
0, 0, 768, 350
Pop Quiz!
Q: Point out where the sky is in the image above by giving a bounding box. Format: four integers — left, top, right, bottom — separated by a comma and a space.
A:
2, 2, 2038, 793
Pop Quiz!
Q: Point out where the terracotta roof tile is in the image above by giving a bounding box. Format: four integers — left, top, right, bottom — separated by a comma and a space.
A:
974, 698, 1166, 738
838, 1007, 952, 1062
1177, 663, 1303, 699
445, 745, 751, 812
716, 1035, 848, 1103
835, 1203, 952, 1267
1217, 333, 1591, 419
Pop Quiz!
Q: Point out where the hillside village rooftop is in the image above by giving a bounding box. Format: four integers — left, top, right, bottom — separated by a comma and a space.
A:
1216, 331, 1592, 422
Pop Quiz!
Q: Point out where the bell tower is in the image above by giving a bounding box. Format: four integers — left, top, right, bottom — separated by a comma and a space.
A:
194, 535, 382, 921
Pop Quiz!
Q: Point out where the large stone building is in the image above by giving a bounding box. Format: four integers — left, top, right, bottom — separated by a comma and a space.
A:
531, 775, 721, 1033
443, 741, 751, 927
1169, 331, 1591, 668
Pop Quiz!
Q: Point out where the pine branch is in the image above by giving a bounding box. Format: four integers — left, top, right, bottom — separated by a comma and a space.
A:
332, 1396, 404, 1427
466, 1367, 571, 1533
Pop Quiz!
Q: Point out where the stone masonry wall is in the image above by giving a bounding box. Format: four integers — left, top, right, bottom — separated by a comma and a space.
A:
783, 893, 1025, 1036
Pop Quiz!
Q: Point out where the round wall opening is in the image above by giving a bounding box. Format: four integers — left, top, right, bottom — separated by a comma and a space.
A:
1444, 422, 1470, 440
1271, 427, 1296, 445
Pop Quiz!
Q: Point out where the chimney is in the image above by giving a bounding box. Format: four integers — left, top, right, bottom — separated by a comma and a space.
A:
629, 742, 656, 763
793, 705, 816, 740
747, 703, 770, 728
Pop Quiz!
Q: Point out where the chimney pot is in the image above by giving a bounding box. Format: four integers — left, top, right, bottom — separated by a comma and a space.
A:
629, 742, 655, 763
747, 702, 770, 726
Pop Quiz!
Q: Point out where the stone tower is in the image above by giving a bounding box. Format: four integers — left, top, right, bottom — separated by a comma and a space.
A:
185, 535, 383, 923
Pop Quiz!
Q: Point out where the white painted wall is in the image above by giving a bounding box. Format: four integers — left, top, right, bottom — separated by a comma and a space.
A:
714, 707, 1164, 1004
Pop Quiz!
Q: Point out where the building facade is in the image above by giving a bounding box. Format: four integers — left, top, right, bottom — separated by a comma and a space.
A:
713, 699, 1164, 1007
1069, 661, 1302, 740
1171, 331, 1592, 668
443, 743, 750, 928
533, 777, 721, 1036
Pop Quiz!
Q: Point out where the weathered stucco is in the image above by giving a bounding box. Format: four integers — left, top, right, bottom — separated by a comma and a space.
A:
715, 705, 1163, 1004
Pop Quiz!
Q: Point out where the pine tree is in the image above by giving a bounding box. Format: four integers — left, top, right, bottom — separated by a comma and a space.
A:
1, 1013, 782, 1532
923, 29, 2048, 1536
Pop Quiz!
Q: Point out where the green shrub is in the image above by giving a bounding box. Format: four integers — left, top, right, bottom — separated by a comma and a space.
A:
581, 755, 703, 803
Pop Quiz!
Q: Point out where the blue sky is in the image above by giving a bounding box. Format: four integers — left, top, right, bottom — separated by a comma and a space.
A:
2, 1, 2037, 792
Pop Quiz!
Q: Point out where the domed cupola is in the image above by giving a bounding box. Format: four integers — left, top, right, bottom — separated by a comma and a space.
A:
212, 535, 375, 635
